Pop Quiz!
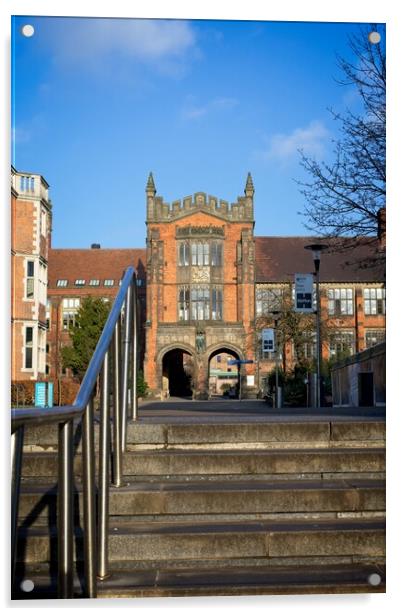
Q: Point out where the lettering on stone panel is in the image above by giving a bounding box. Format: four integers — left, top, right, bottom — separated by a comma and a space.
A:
176, 225, 225, 238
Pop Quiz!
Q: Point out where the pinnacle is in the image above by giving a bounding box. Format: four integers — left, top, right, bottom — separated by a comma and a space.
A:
245, 172, 254, 195
146, 172, 156, 192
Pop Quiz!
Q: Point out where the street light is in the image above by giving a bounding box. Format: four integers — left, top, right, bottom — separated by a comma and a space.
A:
271, 310, 281, 409
304, 243, 328, 408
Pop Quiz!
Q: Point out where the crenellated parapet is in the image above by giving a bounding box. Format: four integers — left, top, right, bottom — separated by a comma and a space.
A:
146, 174, 254, 223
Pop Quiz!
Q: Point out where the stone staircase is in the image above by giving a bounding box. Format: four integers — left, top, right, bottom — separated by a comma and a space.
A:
14, 416, 386, 598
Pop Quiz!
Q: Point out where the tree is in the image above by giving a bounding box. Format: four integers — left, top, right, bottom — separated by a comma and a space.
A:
298, 25, 385, 264
255, 285, 323, 373
61, 297, 110, 381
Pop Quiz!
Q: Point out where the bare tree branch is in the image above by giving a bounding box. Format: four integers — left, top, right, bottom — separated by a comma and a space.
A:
298, 24, 385, 269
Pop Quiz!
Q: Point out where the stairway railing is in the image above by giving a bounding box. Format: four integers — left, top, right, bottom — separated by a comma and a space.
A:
11, 266, 139, 599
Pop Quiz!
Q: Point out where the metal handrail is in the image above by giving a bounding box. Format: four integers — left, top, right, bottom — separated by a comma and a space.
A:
11, 266, 139, 599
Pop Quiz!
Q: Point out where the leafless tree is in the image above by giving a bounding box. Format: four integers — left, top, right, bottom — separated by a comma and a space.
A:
298, 25, 385, 266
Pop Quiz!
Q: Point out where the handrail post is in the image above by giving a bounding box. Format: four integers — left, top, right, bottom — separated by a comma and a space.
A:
98, 350, 110, 580
121, 289, 131, 452
82, 396, 97, 598
58, 419, 74, 599
11, 426, 24, 589
131, 279, 138, 421
112, 319, 123, 487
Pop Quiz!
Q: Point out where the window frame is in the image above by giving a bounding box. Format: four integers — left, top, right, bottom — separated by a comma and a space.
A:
327, 288, 354, 316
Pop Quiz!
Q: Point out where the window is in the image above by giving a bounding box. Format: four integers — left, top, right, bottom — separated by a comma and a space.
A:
329, 331, 355, 358
57, 279, 68, 287
24, 326, 33, 369
46, 300, 51, 330
211, 287, 223, 320
178, 242, 190, 266
62, 298, 80, 329
46, 343, 50, 354
191, 285, 210, 320
89, 279, 100, 286
328, 288, 354, 316
74, 279, 85, 286
211, 242, 223, 266
256, 288, 283, 315
178, 285, 223, 321
191, 242, 209, 266
365, 330, 385, 349
178, 287, 190, 321
20, 176, 34, 192
45, 364, 50, 375
136, 279, 144, 287
26, 260, 34, 299
293, 332, 317, 361
364, 288, 386, 315
104, 279, 114, 286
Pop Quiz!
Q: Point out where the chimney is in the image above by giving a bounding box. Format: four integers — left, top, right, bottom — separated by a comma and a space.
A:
377, 208, 386, 249
91, 243, 101, 249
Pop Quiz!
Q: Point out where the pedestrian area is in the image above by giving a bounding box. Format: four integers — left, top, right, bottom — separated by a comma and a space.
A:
15, 398, 385, 599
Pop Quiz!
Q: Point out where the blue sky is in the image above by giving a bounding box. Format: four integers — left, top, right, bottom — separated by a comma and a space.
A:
12, 17, 378, 248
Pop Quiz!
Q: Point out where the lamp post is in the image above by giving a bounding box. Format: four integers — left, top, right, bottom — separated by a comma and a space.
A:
271, 310, 281, 409
304, 243, 328, 408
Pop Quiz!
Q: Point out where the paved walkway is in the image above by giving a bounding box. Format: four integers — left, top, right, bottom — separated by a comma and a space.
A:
137, 397, 386, 423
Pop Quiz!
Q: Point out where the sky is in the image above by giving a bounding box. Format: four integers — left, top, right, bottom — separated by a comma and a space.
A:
12, 16, 381, 249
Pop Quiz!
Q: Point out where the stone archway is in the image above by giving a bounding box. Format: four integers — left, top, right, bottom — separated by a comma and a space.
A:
161, 348, 194, 398
207, 346, 242, 398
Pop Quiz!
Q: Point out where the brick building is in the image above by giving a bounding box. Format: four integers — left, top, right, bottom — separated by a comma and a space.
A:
46, 247, 146, 402
14, 170, 385, 402
11, 166, 52, 387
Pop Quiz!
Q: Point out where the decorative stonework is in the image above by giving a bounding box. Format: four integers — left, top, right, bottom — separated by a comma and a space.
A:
191, 266, 210, 283
176, 225, 225, 238
146, 174, 254, 224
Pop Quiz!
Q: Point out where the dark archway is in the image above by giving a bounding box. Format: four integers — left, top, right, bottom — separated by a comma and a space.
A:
208, 348, 240, 398
162, 349, 194, 398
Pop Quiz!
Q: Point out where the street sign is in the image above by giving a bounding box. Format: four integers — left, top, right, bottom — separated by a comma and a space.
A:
294, 273, 314, 312
262, 328, 275, 353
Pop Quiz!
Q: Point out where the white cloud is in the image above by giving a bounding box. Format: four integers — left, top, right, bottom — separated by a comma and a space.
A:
262, 121, 330, 162
12, 126, 31, 144
182, 96, 238, 120
43, 18, 197, 69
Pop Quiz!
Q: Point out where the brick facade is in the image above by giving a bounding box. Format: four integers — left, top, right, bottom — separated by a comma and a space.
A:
143, 174, 256, 398
11, 167, 52, 383
12, 168, 385, 402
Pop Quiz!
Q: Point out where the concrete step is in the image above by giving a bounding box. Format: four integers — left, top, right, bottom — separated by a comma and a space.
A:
18, 478, 385, 521
20, 447, 385, 478
17, 517, 385, 564
12, 563, 385, 599
23, 419, 385, 450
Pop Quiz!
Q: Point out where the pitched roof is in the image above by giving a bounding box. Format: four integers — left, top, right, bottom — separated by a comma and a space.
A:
255, 237, 385, 283
48, 248, 146, 289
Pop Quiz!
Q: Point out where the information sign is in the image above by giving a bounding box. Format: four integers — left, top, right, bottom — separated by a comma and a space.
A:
295, 273, 314, 312
34, 382, 47, 408
262, 328, 275, 353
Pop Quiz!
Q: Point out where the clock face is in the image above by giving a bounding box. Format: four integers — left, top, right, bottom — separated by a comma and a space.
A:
192, 266, 210, 283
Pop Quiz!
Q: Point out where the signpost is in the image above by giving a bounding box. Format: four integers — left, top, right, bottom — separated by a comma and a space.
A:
227, 359, 254, 400
294, 273, 314, 312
